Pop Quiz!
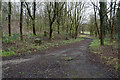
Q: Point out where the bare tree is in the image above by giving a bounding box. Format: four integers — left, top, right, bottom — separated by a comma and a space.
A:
99, 2, 107, 45
116, 1, 120, 40
0, 0, 1, 34
91, 1, 100, 38
25, 0, 36, 35
46, 2, 57, 40
20, 1, 23, 40
33, 0, 36, 35
110, 0, 117, 42
74, 2, 85, 39
56, 2, 65, 34
8, 1, 11, 36
46, 2, 64, 40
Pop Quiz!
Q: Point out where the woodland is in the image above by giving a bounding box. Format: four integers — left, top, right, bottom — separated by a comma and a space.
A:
1, 0, 120, 78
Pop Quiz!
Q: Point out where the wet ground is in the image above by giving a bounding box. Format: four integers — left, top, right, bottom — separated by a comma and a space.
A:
2, 38, 113, 78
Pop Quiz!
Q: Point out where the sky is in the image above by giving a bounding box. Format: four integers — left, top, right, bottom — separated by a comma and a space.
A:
1, 0, 119, 23
2, 0, 119, 2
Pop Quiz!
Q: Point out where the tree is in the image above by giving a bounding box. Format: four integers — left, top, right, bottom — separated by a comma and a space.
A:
89, 15, 96, 36
99, 2, 107, 46
110, 0, 117, 42
33, 0, 36, 35
46, 2, 57, 40
20, 1, 23, 40
91, 1, 100, 38
0, 1, 1, 11
56, 2, 60, 34
56, 2, 65, 34
116, 1, 120, 40
8, 1, 11, 36
46, 2, 64, 40
74, 2, 85, 39
25, 0, 36, 35
0, 0, 1, 36
68, 3, 74, 36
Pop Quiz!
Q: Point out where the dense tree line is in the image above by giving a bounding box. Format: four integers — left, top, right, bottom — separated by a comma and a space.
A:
90, 0, 119, 45
1, 1, 120, 45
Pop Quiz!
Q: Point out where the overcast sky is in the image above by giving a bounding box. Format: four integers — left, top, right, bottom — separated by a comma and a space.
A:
1, 0, 119, 23
2, 0, 119, 2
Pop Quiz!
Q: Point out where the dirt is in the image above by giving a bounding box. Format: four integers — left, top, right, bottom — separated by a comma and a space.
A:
2, 32, 73, 57
88, 44, 119, 78
2, 38, 116, 78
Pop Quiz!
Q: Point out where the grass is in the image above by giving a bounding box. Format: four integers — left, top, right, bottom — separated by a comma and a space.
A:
2, 34, 84, 56
89, 38, 117, 52
89, 38, 100, 49
80, 34, 93, 39
89, 38, 119, 70
1, 49, 15, 56
102, 56, 119, 69
35, 38, 84, 51
84, 31, 90, 35
2, 33, 20, 43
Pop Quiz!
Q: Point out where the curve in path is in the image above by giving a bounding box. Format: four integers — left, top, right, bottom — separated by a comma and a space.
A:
2, 38, 112, 78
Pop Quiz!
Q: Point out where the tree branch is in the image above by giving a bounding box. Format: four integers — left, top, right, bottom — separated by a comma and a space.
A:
25, 2, 33, 20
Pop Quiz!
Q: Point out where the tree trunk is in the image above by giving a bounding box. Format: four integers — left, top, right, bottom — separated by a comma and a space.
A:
66, 25, 69, 33
33, 0, 36, 35
116, 2, 120, 39
20, 2, 23, 41
99, 2, 105, 46
70, 23, 73, 35
49, 23, 53, 40
8, 2, 11, 36
110, 1, 116, 42
110, 1, 113, 42
103, 3, 107, 37
57, 21, 60, 34
74, 3, 77, 39
75, 25, 78, 39
100, 18, 104, 45
93, 5, 100, 38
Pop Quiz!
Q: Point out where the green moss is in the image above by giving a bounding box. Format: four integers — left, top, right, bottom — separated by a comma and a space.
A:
89, 39, 100, 50
63, 57, 73, 61
89, 38, 117, 52
35, 38, 84, 51
93, 52, 101, 54
80, 35, 92, 38
2, 33, 20, 43
114, 63, 120, 70
2, 37, 84, 56
72, 75, 80, 78
89, 38, 117, 50
107, 57, 114, 60
18, 72, 23, 74
119, 43, 120, 46
1, 49, 15, 56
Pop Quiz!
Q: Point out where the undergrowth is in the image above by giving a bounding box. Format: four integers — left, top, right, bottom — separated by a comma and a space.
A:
1, 49, 15, 56
89, 38, 119, 70
35, 38, 84, 51
2, 35, 84, 56
2, 33, 20, 43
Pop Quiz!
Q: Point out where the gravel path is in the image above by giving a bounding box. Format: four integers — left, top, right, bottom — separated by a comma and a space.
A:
2, 38, 113, 78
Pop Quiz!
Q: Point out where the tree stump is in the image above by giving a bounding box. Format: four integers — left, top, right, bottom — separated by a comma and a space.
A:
34, 38, 42, 46
65, 37, 69, 40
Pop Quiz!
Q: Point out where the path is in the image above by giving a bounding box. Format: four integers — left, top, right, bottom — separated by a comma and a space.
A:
2, 38, 113, 78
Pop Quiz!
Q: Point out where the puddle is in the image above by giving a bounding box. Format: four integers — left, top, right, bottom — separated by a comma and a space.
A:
2, 58, 31, 65
2, 55, 40, 65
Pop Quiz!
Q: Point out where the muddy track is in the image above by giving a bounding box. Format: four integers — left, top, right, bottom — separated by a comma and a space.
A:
2, 38, 113, 78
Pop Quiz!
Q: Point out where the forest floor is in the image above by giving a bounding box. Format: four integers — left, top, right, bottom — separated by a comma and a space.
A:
2, 37, 118, 78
